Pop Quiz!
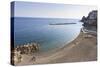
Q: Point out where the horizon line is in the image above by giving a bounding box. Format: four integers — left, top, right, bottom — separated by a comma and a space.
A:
11, 16, 81, 20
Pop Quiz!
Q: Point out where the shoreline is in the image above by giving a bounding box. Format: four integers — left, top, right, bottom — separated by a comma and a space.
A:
13, 30, 97, 66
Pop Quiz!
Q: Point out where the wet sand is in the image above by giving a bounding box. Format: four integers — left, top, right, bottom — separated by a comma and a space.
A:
15, 31, 97, 66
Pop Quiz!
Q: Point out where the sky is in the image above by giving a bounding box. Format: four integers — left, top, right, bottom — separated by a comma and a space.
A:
12, 1, 97, 19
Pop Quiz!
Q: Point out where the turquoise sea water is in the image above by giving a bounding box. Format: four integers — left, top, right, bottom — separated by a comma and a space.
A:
14, 17, 82, 51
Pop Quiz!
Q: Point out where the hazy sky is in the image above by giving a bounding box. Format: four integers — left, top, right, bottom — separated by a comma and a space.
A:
13, 1, 97, 19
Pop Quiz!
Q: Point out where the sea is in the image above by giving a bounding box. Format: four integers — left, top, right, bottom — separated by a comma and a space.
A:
13, 17, 82, 52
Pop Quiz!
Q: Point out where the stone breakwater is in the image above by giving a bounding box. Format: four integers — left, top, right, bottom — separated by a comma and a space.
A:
11, 42, 39, 64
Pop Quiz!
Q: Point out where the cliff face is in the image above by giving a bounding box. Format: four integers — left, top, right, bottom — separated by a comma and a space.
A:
81, 10, 97, 31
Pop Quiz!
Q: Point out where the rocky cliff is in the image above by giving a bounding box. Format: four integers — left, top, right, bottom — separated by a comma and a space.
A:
11, 42, 39, 64
81, 10, 97, 31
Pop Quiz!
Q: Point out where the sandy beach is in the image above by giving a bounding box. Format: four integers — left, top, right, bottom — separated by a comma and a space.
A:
15, 31, 97, 66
